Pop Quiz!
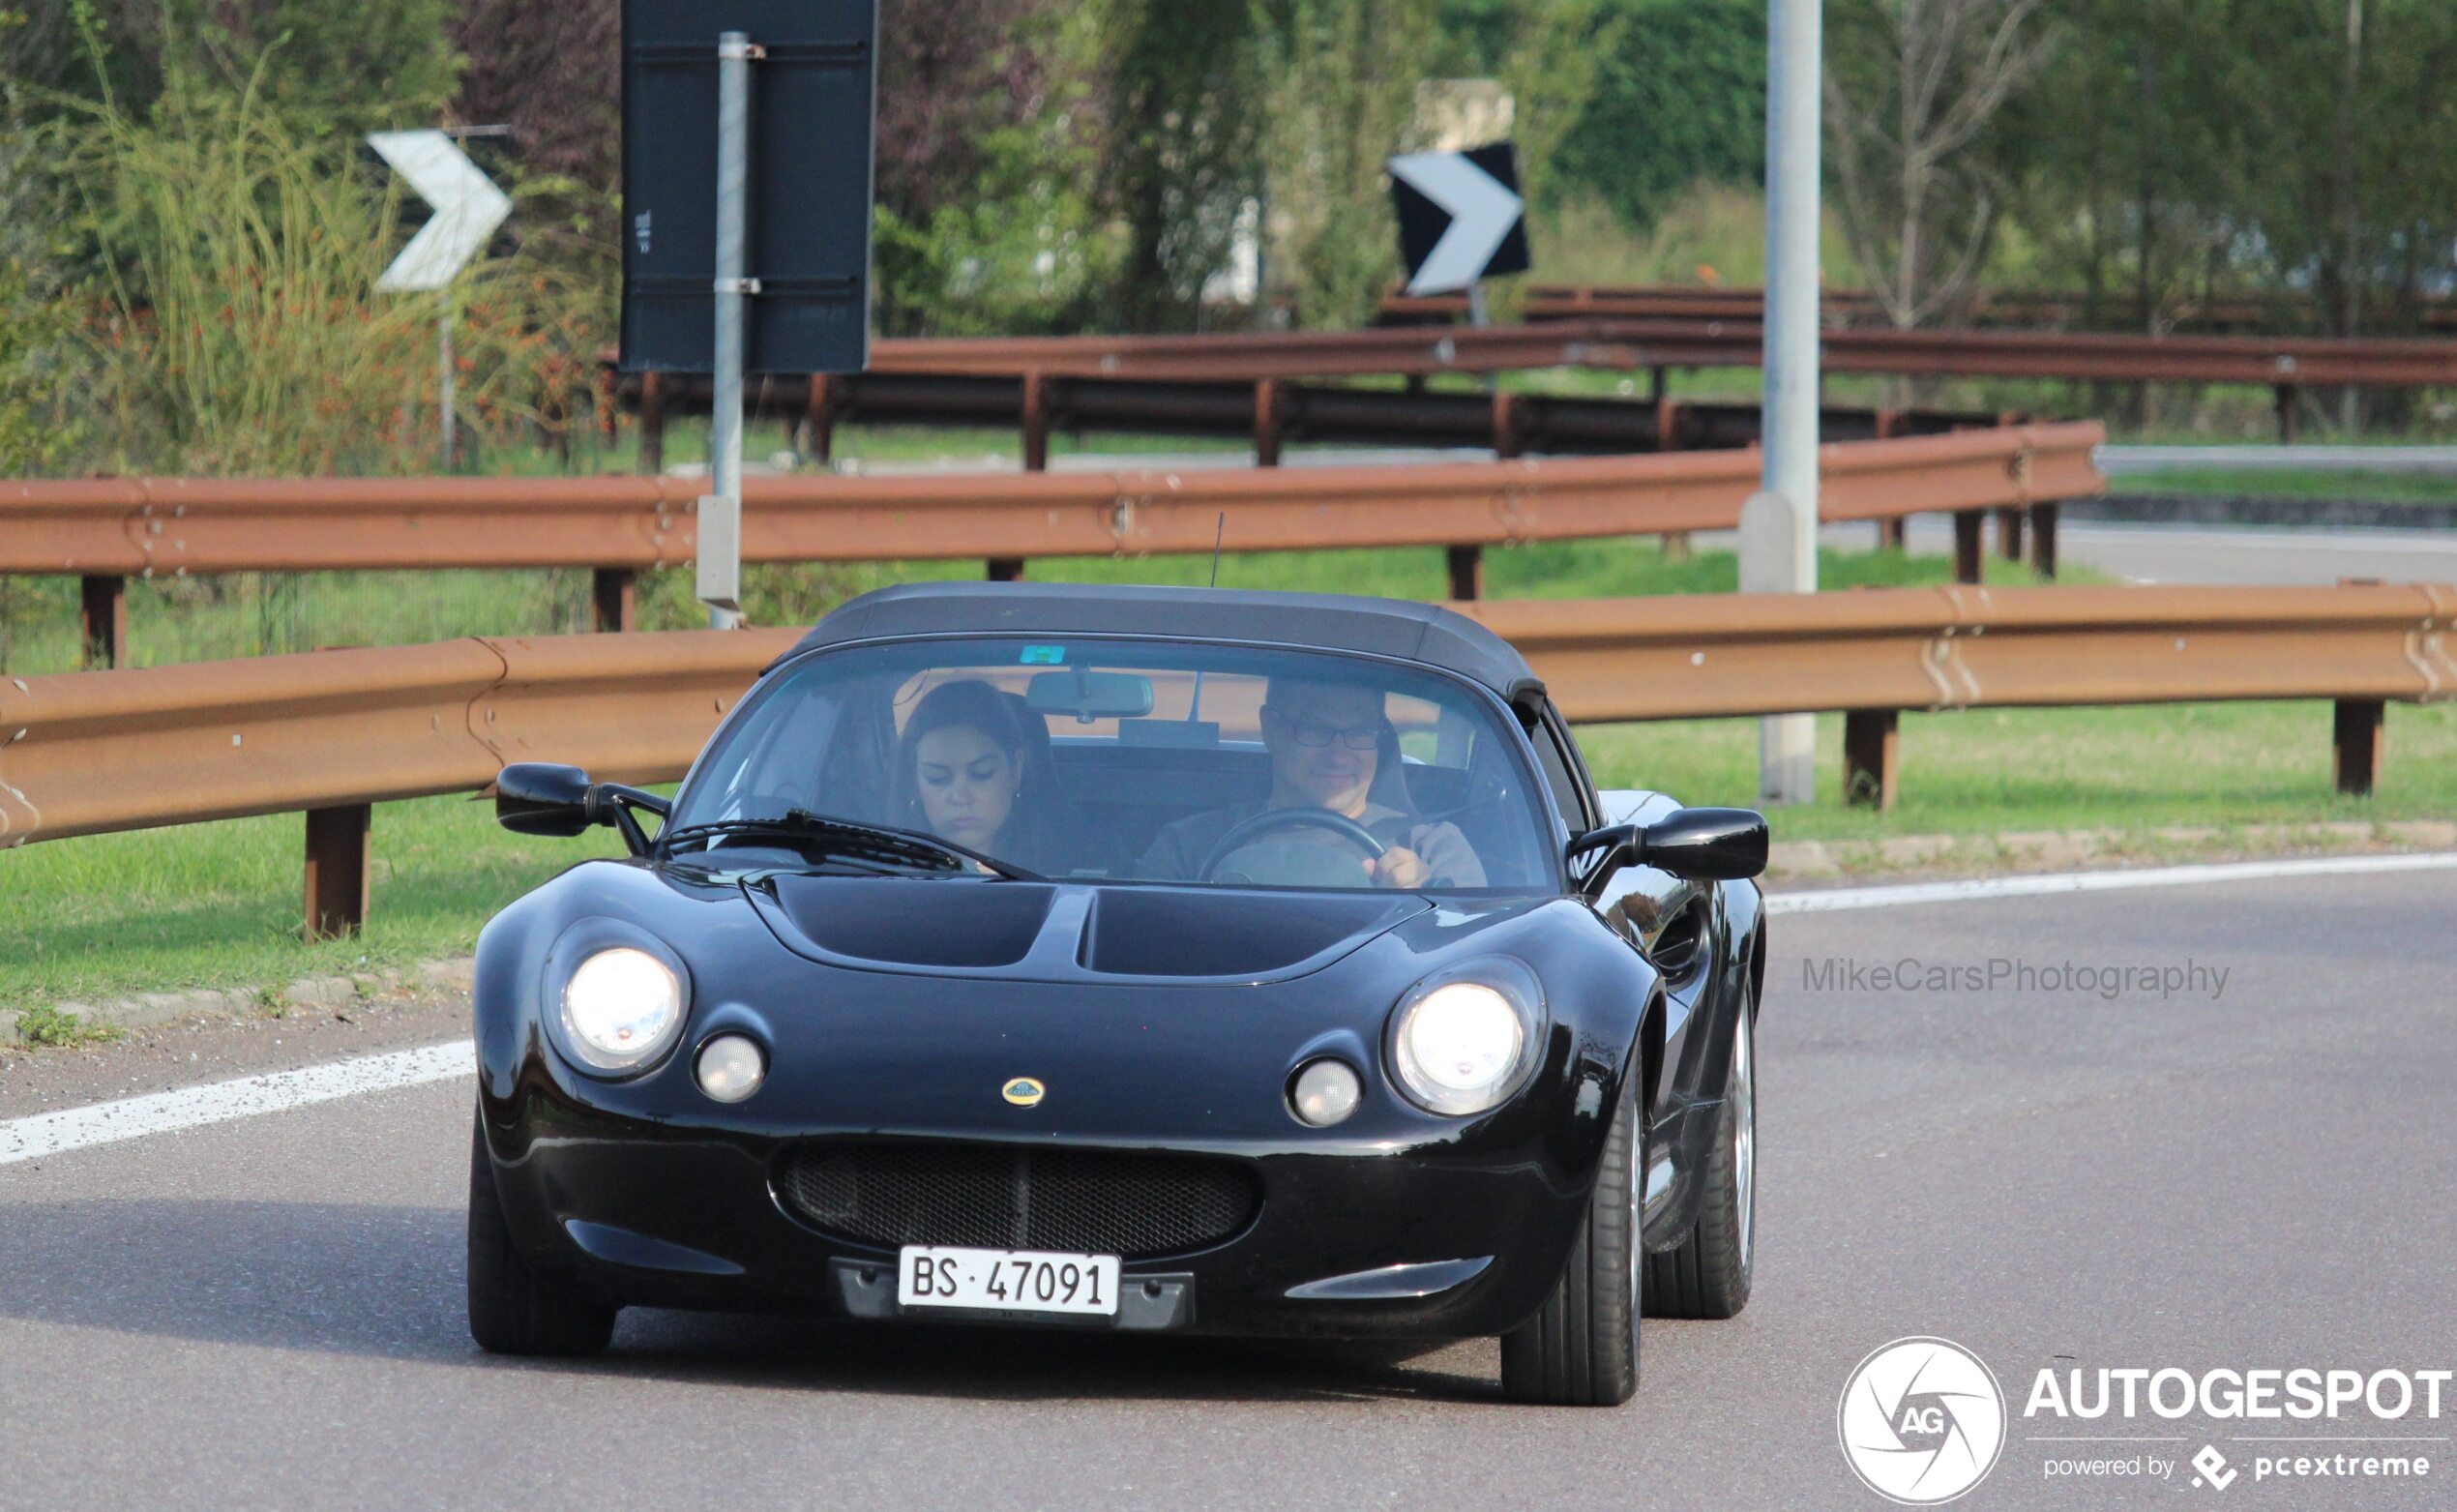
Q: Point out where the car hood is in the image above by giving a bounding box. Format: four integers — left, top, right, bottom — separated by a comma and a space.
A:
744, 875, 1434, 985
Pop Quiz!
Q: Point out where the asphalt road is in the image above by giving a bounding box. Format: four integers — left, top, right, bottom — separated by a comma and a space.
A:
3, 867, 2453, 1510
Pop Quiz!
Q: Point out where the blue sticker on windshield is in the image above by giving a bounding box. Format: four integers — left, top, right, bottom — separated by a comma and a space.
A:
1020, 645, 1065, 665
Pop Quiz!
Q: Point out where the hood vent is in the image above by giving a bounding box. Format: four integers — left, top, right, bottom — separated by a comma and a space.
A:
1080, 889, 1423, 979
763, 876, 1055, 969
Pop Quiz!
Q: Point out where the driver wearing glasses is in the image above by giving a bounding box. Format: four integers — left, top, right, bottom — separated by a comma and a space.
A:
1137, 677, 1486, 889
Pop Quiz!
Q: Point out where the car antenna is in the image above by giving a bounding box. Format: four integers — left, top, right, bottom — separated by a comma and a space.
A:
1189, 511, 1227, 723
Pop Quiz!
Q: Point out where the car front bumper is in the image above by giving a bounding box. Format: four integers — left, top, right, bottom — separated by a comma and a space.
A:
482, 1081, 1605, 1341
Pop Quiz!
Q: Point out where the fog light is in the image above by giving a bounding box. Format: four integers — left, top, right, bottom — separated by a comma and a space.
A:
695, 1034, 766, 1103
1289, 1058, 1363, 1127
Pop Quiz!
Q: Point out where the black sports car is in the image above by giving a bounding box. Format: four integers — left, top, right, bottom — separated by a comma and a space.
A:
470, 582, 1767, 1406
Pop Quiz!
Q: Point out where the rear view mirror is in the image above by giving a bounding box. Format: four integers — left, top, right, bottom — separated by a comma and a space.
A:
1026, 668, 1156, 721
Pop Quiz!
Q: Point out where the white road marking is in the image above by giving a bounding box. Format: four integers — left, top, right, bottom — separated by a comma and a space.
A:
0, 1039, 472, 1168
6, 850, 2455, 1166
1766, 849, 2457, 915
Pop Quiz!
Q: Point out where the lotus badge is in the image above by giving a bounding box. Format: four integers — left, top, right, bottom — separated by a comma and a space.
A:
1002, 1077, 1046, 1108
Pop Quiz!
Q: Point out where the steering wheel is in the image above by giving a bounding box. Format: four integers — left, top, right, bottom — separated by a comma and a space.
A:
1197, 808, 1387, 882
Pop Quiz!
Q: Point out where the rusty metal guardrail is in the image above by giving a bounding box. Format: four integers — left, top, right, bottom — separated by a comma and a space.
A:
1383, 283, 2457, 338
5, 423, 2103, 667
607, 366, 2006, 472
789, 319, 2457, 445
4, 580, 2445, 937
723, 320, 2457, 391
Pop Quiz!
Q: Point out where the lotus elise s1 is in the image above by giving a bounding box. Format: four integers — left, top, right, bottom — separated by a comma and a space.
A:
470, 582, 1766, 1406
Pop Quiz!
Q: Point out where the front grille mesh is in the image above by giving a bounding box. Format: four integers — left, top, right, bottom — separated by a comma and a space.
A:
777, 1141, 1260, 1259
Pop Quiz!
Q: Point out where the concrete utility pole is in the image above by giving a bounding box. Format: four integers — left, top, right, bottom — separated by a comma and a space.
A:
1745, 0, 1822, 805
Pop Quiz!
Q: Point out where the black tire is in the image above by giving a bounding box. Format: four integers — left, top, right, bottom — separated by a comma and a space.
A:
1644, 992, 1755, 1320
467, 1112, 617, 1356
1499, 1064, 1641, 1406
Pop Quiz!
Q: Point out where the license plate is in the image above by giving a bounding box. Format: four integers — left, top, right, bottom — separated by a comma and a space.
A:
897, 1245, 1122, 1317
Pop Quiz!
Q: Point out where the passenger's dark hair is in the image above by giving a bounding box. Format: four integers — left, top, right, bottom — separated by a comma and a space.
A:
892, 679, 1065, 869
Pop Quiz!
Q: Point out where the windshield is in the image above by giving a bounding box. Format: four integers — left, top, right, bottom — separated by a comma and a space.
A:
666, 636, 1560, 892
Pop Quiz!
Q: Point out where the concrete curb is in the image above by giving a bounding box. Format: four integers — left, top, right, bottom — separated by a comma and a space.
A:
1764, 819, 2457, 881
9, 819, 2457, 1042
2079, 493, 2457, 530
3, 958, 475, 1046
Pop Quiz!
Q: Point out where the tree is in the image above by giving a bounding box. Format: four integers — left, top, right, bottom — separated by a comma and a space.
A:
1253, 0, 1443, 329
1825, 0, 2052, 330
1089, 0, 1265, 331
1551, 0, 1764, 226
449, 0, 617, 193
6, 0, 460, 138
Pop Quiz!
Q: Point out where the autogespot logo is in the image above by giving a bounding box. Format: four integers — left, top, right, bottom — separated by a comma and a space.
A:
1840, 1337, 2009, 1504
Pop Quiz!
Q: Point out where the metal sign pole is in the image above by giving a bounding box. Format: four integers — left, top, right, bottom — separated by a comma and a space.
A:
1749, 0, 1822, 805
437, 311, 457, 470
698, 29, 759, 630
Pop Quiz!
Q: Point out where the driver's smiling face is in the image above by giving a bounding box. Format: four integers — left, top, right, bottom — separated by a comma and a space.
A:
1262, 681, 1384, 816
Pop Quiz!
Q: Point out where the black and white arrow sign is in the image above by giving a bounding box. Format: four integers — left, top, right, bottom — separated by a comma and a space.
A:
369, 130, 511, 292
1387, 141, 1529, 296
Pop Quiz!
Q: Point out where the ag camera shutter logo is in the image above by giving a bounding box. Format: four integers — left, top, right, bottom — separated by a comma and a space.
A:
1839, 1337, 2008, 1503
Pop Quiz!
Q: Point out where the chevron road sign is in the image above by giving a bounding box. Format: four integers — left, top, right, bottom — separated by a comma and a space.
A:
1387, 141, 1529, 297
369, 130, 512, 293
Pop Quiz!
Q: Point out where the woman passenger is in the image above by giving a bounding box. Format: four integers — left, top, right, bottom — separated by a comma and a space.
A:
891, 679, 1068, 874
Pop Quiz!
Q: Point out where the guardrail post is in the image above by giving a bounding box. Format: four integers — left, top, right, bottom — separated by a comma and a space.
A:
1656, 396, 1694, 560
1446, 546, 1485, 601
803, 373, 838, 465
2274, 382, 2300, 444
1996, 505, 2026, 563
591, 569, 637, 633
1254, 378, 1283, 466
79, 575, 127, 668
2028, 502, 2059, 579
987, 557, 1026, 582
637, 372, 666, 474
1020, 371, 1051, 472
1843, 709, 1900, 810
304, 803, 371, 940
1952, 510, 1986, 584
1873, 410, 1909, 550
2332, 698, 2384, 796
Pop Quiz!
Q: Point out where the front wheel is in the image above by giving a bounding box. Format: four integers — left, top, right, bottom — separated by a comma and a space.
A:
467, 1112, 617, 1356
1499, 1066, 1641, 1406
1644, 993, 1755, 1319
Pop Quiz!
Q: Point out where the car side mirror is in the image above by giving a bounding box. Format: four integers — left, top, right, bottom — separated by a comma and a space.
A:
1570, 806, 1769, 896
496, 762, 668, 855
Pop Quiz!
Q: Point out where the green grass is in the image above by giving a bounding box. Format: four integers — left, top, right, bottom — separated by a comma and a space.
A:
0, 792, 629, 1013
2108, 467, 2457, 504
1579, 701, 2457, 844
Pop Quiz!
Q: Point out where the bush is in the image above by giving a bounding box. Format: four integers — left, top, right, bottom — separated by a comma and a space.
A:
37, 30, 602, 477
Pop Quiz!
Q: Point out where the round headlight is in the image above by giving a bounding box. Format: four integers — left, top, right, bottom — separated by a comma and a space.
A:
1387, 964, 1541, 1116
560, 946, 685, 1071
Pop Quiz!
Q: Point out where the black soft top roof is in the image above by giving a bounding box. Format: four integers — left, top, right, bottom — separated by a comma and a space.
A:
781, 581, 1544, 702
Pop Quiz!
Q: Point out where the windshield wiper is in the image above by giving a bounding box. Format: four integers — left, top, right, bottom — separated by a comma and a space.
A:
658, 810, 1044, 881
